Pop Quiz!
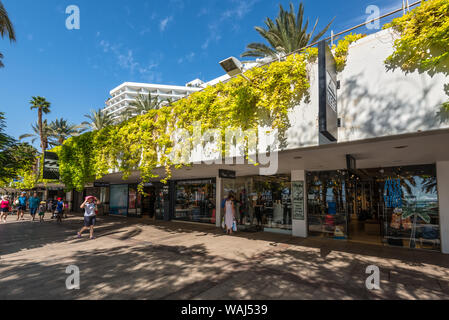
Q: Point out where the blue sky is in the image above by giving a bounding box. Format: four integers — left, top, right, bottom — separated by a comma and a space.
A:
0, 0, 404, 146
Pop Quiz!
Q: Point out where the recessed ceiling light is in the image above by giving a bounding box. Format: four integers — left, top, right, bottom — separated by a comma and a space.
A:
394, 145, 408, 149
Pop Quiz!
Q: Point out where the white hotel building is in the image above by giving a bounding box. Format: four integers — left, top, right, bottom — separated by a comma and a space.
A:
101, 62, 259, 121
102, 81, 204, 121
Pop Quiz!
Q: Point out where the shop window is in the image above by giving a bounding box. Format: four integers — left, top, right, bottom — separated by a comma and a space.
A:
174, 179, 216, 224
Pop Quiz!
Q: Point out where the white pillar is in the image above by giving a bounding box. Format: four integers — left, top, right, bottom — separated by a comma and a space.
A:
437, 161, 449, 254
291, 170, 308, 238
216, 176, 222, 228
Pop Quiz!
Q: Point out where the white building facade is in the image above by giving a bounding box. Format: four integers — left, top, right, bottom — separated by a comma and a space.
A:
103, 82, 203, 121
87, 28, 449, 254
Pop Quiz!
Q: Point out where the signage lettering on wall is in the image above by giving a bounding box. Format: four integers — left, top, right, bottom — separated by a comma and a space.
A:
219, 169, 236, 179
43, 152, 60, 180
292, 181, 305, 220
318, 40, 338, 142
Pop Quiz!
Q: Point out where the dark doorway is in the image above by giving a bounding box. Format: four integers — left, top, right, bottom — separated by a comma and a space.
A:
141, 187, 157, 219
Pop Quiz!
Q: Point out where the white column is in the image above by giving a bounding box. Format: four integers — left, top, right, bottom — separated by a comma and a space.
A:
291, 170, 308, 238
437, 161, 449, 254
216, 176, 222, 228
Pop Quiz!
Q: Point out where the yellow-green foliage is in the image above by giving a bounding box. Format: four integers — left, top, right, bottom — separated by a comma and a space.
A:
52, 35, 363, 193
333, 33, 366, 72
59, 54, 313, 191
384, 0, 449, 109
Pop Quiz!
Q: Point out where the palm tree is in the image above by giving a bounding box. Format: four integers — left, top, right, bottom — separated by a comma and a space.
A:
29, 96, 51, 153
48, 118, 85, 145
19, 120, 53, 150
129, 93, 162, 115
241, 2, 334, 59
82, 108, 114, 131
0, 1, 16, 68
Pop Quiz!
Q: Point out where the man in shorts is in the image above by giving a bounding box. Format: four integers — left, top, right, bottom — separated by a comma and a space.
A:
77, 196, 100, 240
28, 192, 40, 221
17, 192, 27, 220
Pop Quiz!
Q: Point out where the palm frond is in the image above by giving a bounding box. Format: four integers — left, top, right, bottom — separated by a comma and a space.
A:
241, 2, 333, 59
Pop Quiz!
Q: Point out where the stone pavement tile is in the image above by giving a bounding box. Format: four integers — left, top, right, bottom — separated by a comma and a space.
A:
386, 283, 449, 300
388, 269, 442, 291
2, 215, 449, 300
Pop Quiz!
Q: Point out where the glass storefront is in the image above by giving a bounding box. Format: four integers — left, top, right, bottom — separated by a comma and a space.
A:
306, 164, 440, 251
127, 184, 142, 217
174, 179, 216, 224
222, 175, 292, 231
141, 183, 169, 220
307, 171, 348, 239
109, 184, 129, 216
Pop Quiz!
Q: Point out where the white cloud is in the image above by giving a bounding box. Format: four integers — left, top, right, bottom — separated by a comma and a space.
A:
160, 16, 173, 32
139, 27, 151, 36
177, 52, 195, 64
201, 0, 258, 50
97, 40, 160, 79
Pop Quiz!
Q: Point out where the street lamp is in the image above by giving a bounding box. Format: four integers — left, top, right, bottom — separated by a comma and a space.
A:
219, 56, 250, 81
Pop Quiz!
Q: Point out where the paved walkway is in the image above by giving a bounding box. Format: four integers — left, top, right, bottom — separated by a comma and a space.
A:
1, 213, 449, 300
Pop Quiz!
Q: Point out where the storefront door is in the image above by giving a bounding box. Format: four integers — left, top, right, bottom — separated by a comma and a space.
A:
346, 177, 384, 244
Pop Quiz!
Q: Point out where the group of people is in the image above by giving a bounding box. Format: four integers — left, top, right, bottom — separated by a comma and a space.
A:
1, 191, 101, 240
0, 192, 66, 223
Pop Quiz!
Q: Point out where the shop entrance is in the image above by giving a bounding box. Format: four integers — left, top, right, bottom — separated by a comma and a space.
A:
141, 185, 167, 220
141, 186, 157, 218
346, 177, 384, 244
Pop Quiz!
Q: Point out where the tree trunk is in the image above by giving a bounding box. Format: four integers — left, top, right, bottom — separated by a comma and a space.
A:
38, 108, 44, 153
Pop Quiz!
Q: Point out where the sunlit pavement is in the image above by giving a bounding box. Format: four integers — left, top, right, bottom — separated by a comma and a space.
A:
1, 213, 449, 300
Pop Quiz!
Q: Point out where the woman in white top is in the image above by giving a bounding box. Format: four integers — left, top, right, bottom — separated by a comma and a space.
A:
225, 194, 236, 235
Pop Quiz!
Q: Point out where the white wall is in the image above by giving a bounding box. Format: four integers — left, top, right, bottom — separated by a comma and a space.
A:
437, 161, 449, 254
338, 29, 448, 142
163, 29, 449, 166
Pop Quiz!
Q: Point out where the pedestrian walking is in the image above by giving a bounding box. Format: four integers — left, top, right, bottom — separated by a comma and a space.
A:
29, 192, 40, 221
51, 197, 57, 219
17, 192, 27, 220
77, 196, 100, 240
1, 195, 10, 223
38, 201, 46, 222
224, 194, 236, 235
63, 200, 68, 218
55, 198, 64, 223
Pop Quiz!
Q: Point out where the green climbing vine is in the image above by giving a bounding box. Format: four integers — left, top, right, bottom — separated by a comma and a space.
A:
384, 0, 449, 110
58, 53, 315, 192
39, 34, 364, 193
333, 33, 366, 72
